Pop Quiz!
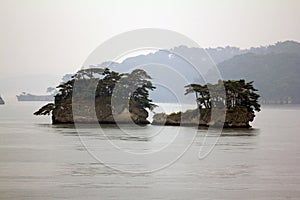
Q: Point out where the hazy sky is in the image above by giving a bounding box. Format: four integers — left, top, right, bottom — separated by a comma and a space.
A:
0, 0, 300, 95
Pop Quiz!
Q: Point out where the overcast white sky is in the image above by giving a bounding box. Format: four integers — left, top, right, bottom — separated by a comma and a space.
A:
0, 0, 300, 95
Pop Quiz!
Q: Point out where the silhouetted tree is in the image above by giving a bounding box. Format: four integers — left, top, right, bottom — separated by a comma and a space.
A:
35, 68, 156, 115
185, 80, 260, 113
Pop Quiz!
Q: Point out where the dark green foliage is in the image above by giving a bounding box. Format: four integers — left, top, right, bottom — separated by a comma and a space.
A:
34, 103, 55, 115
34, 68, 156, 115
185, 80, 261, 113
114, 69, 156, 111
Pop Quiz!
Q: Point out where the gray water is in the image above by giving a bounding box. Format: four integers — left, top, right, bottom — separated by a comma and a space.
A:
0, 101, 300, 199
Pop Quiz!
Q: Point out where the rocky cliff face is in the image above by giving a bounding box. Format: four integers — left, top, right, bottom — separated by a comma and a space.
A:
52, 97, 150, 124
152, 108, 255, 128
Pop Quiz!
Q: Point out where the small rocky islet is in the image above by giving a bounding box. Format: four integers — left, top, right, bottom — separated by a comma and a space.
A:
34, 68, 155, 124
35, 68, 260, 128
0, 95, 5, 105
153, 80, 260, 128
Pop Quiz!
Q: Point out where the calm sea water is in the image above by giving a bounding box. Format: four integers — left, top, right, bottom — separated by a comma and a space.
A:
0, 101, 300, 199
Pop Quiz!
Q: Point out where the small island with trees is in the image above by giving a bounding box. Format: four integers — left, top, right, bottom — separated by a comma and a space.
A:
152, 80, 260, 128
34, 68, 156, 124
35, 67, 261, 128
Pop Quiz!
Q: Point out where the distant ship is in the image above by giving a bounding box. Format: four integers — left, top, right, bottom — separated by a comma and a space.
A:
0, 95, 4, 104
16, 93, 54, 102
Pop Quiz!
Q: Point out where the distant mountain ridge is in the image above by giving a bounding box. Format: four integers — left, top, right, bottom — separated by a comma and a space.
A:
218, 51, 300, 103
93, 40, 300, 70
206, 40, 300, 64
40, 40, 299, 104
90, 40, 300, 104
213, 41, 300, 103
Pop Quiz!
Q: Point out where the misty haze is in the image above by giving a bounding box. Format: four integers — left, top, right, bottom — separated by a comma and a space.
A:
0, 1, 300, 200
